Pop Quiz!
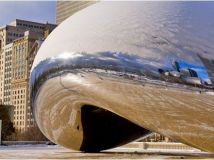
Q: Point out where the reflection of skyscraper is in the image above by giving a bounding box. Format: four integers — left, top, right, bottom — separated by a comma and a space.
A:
174, 61, 181, 72
188, 68, 198, 78
174, 60, 210, 82
56, 1, 96, 24
199, 56, 214, 84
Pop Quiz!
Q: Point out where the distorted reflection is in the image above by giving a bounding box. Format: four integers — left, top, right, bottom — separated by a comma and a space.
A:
31, 52, 213, 97
30, 1, 214, 152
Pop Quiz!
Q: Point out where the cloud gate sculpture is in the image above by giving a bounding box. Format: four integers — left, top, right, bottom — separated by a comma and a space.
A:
30, 2, 214, 152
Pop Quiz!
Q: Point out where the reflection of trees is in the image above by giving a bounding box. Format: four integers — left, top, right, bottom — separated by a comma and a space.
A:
14, 126, 48, 141
159, 72, 214, 90
31, 52, 214, 106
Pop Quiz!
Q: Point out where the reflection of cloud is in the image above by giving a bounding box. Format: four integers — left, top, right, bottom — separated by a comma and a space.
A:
31, 51, 169, 85
37, 51, 214, 89
33, 2, 214, 73
57, 52, 83, 59
31, 51, 214, 98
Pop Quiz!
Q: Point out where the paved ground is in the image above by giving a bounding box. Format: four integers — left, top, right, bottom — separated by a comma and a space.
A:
0, 144, 213, 159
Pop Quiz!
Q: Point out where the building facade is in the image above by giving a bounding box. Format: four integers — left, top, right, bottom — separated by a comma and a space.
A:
11, 31, 41, 131
3, 43, 13, 105
0, 47, 4, 104
0, 19, 57, 131
0, 19, 56, 104
56, 1, 96, 24
0, 25, 26, 104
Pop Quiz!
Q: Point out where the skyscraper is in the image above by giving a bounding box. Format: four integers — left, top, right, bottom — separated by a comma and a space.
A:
11, 31, 42, 131
56, 1, 96, 24
0, 25, 26, 104
3, 43, 13, 105
0, 19, 56, 131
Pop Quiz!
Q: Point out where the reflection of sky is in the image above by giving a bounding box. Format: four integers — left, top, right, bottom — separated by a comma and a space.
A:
175, 60, 209, 80
33, 51, 212, 83
33, 2, 214, 76
31, 51, 168, 87
31, 51, 212, 92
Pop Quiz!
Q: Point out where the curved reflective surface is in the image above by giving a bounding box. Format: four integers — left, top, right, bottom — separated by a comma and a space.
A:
30, 2, 214, 152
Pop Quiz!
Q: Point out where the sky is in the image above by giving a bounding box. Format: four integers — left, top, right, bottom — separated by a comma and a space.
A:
0, 1, 56, 26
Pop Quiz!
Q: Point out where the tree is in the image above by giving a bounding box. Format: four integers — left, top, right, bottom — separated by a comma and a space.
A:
0, 105, 15, 140
16, 126, 48, 141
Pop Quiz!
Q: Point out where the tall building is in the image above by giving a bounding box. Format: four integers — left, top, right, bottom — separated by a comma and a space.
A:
0, 25, 26, 104
0, 19, 56, 104
0, 24, 26, 50
56, 1, 96, 24
9, 19, 49, 34
188, 68, 198, 78
0, 19, 57, 131
11, 31, 42, 131
0, 48, 4, 104
3, 43, 13, 105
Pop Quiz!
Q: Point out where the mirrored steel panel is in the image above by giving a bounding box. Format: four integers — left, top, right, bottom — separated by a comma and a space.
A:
30, 2, 214, 152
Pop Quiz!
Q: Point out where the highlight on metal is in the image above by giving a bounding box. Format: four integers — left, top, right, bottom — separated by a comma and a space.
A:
30, 2, 214, 152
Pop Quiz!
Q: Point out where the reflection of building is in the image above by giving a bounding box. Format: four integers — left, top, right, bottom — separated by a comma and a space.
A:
188, 68, 198, 78
56, 1, 96, 24
180, 68, 191, 77
173, 60, 214, 87
142, 133, 174, 142
182, 77, 201, 86
175, 61, 199, 78
199, 56, 214, 85
160, 60, 213, 87
175, 61, 181, 72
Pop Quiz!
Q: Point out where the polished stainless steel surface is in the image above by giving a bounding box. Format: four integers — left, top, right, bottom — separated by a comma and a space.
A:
30, 2, 214, 152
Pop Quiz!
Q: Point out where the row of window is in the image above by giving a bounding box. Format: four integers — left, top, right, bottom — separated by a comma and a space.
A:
5, 67, 11, 73
14, 51, 27, 59
13, 100, 25, 105
15, 105, 25, 110
3, 97, 10, 102
5, 56, 12, 62
4, 85, 11, 90
13, 94, 25, 99
7, 32, 23, 37
15, 110, 24, 115
5, 76, 11, 81
15, 46, 27, 52
14, 120, 25, 126
17, 22, 44, 30
5, 51, 12, 56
